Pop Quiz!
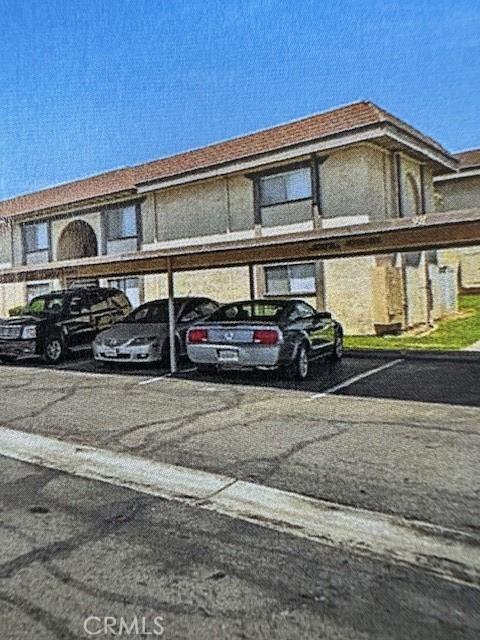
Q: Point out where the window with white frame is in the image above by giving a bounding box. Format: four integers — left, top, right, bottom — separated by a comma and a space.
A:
264, 263, 316, 295
23, 222, 50, 262
108, 276, 141, 308
260, 167, 311, 207
26, 282, 51, 303
106, 206, 137, 241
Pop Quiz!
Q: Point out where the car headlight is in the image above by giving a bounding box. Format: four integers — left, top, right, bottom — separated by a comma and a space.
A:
22, 325, 37, 339
129, 336, 158, 346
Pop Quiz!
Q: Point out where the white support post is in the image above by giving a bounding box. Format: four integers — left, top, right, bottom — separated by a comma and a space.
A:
167, 258, 177, 374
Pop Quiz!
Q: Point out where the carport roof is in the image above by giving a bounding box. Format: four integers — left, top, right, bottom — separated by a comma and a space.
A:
0, 101, 455, 220
1, 208, 479, 284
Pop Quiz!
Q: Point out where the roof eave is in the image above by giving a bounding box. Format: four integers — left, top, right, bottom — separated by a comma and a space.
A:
136, 123, 456, 193
2, 188, 139, 222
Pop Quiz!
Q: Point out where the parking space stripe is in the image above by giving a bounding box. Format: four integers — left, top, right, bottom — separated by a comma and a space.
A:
137, 367, 197, 385
0, 425, 478, 590
308, 358, 404, 400
138, 375, 171, 385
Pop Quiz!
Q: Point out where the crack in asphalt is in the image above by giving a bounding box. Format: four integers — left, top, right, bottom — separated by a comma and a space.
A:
0, 590, 83, 640
111, 389, 269, 453
229, 424, 351, 483
0, 498, 149, 580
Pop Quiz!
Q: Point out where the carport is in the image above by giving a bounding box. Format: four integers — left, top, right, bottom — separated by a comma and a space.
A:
1, 207, 480, 373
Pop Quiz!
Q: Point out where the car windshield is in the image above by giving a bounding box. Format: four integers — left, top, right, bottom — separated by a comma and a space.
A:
23, 295, 66, 315
208, 301, 286, 322
124, 301, 176, 324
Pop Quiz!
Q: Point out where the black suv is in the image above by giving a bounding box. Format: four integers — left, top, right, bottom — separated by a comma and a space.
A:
0, 287, 132, 364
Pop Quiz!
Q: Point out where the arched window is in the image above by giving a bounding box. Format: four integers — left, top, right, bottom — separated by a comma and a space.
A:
57, 220, 98, 261
403, 173, 421, 217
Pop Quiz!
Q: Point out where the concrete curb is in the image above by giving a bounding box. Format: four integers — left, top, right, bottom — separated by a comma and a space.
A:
1, 426, 479, 590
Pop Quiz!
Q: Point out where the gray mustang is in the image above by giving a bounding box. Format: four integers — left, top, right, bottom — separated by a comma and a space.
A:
93, 297, 219, 364
186, 298, 343, 380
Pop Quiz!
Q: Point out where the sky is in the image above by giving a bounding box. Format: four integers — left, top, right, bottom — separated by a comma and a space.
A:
0, 0, 479, 200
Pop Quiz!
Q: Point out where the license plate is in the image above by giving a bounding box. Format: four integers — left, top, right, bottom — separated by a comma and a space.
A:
217, 348, 239, 362
104, 347, 118, 358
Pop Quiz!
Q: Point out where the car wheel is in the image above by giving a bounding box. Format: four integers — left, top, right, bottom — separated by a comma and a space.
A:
44, 335, 65, 364
197, 364, 217, 376
330, 333, 344, 361
284, 343, 309, 380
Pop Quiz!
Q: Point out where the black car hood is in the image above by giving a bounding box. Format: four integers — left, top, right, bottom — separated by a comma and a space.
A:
0, 314, 48, 327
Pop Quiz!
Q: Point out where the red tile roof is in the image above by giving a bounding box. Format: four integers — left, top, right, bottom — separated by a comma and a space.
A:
454, 149, 480, 169
0, 101, 454, 219
135, 101, 451, 185
0, 168, 138, 220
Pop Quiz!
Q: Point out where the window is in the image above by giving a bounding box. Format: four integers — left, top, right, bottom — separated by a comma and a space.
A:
124, 301, 173, 324
180, 299, 219, 322
208, 301, 287, 322
289, 302, 316, 321
260, 168, 311, 207
25, 294, 66, 315
264, 263, 316, 295
108, 277, 140, 308
23, 222, 50, 262
106, 206, 137, 240
26, 282, 51, 303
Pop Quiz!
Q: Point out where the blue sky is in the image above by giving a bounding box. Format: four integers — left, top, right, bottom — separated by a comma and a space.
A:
1, 0, 479, 200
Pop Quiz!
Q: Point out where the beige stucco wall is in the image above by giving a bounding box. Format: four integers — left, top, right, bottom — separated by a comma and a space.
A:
399, 154, 424, 216
403, 257, 429, 327
154, 175, 254, 242
323, 256, 376, 334
143, 267, 251, 305
435, 174, 480, 212
0, 283, 25, 317
51, 211, 101, 262
0, 227, 11, 266
321, 144, 395, 222
435, 175, 480, 289
140, 194, 156, 244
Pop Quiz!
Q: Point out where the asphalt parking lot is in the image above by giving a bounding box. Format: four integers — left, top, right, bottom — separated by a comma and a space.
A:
1, 351, 479, 638
8, 349, 480, 406
2, 456, 478, 640
0, 351, 479, 532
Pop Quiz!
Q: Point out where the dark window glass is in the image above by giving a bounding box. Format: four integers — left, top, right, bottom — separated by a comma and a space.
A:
24, 294, 66, 315
106, 206, 137, 240
24, 222, 49, 253
180, 299, 219, 322
125, 302, 171, 323
260, 168, 311, 206
209, 301, 286, 322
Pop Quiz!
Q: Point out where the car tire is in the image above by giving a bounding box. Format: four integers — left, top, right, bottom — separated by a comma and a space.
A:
197, 364, 217, 376
284, 342, 309, 381
330, 333, 344, 361
43, 335, 65, 364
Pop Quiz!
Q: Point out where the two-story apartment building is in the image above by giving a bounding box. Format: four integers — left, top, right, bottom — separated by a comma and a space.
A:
435, 149, 480, 292
0, 101, 458, 334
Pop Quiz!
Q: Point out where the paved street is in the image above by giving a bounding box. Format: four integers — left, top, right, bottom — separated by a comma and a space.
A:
0, 354, 479, 638
0, 355, 479, 529
1, 456, 479, 640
